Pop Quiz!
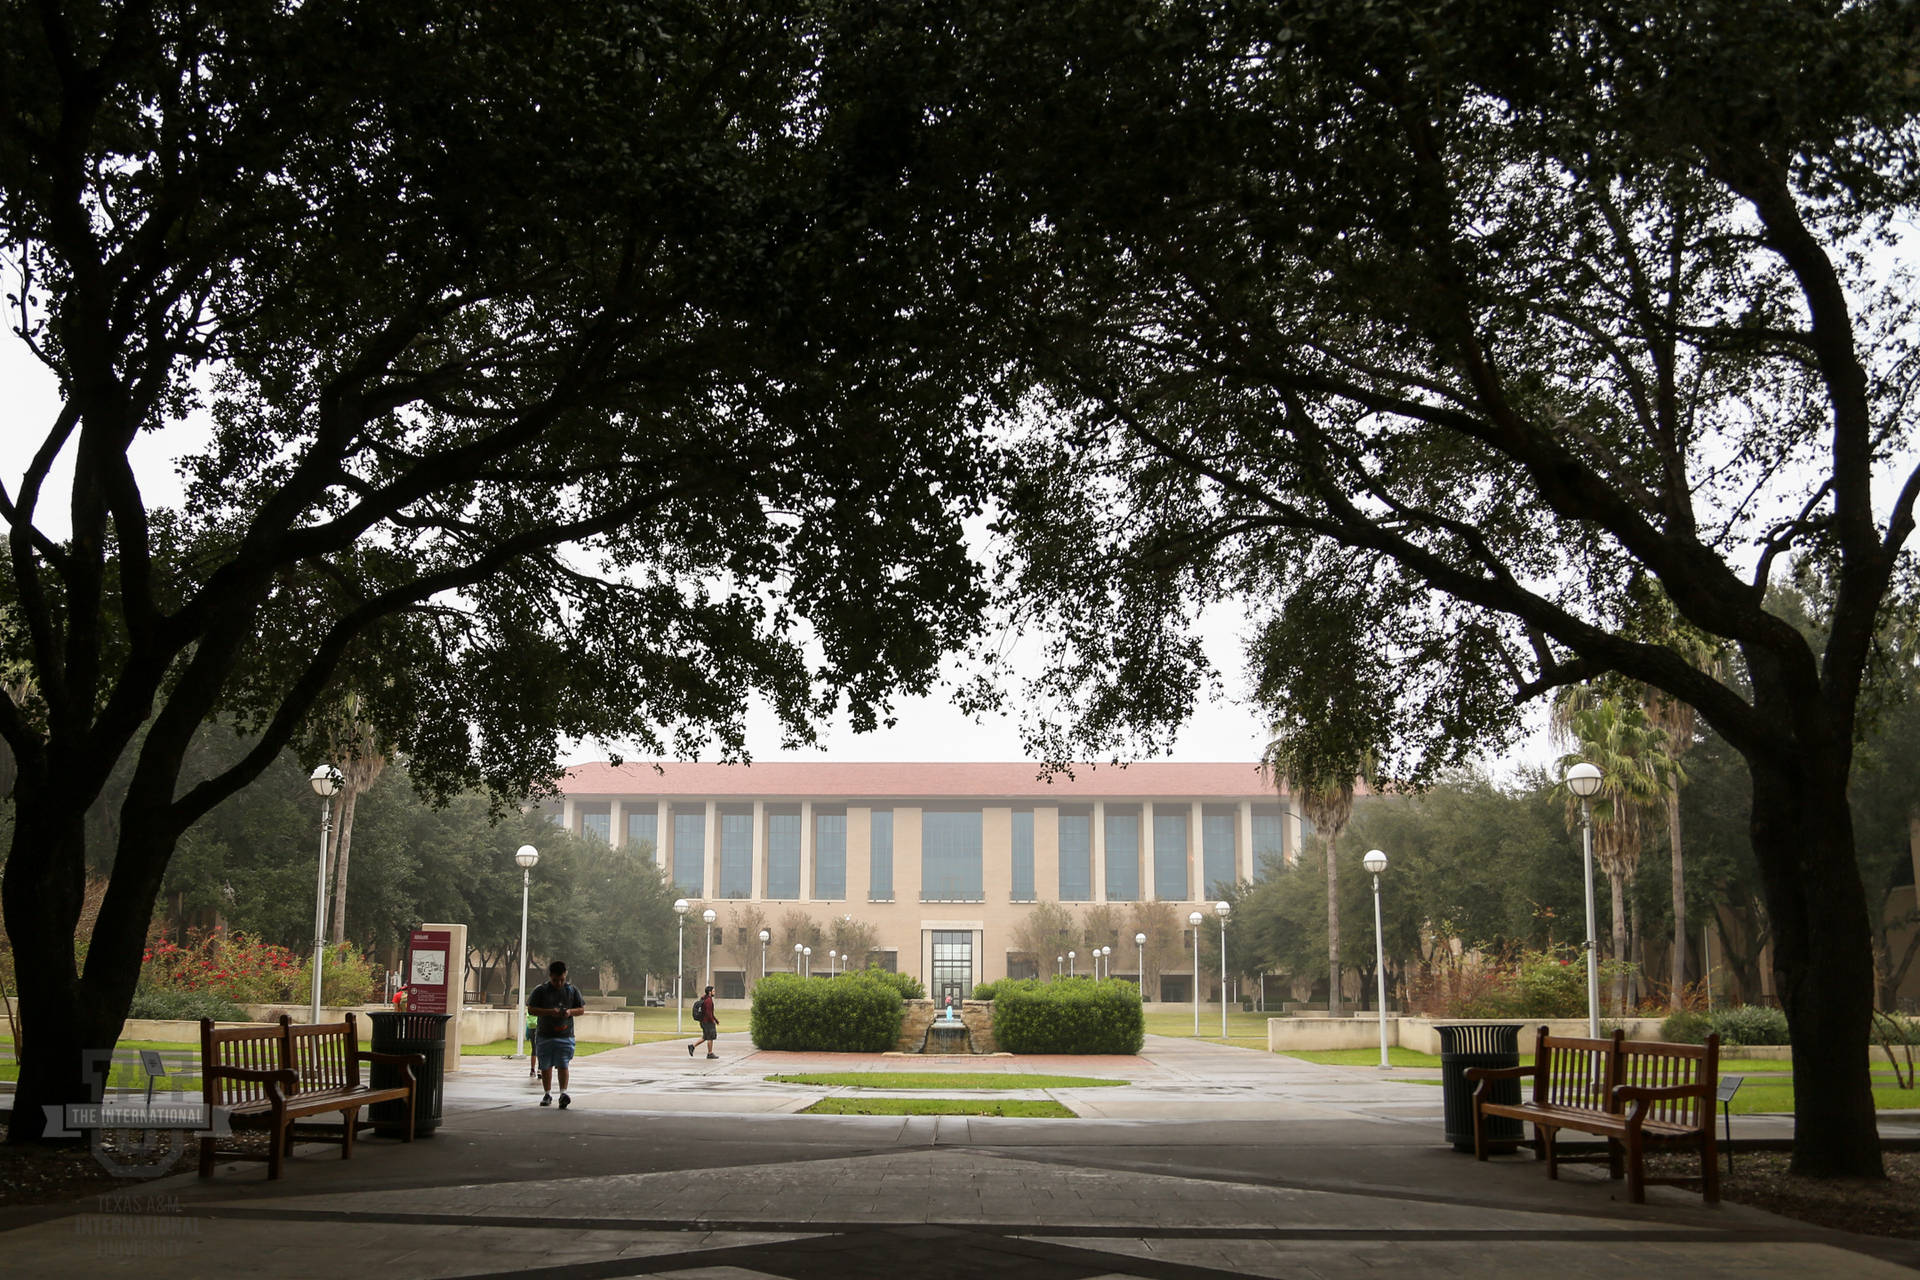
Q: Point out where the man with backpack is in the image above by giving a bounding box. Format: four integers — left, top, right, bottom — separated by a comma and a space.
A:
527, 959, 586, 1108
687, 985, 719, 1059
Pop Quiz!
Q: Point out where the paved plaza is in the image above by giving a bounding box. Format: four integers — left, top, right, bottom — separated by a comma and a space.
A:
4, 1034, 1917, 1278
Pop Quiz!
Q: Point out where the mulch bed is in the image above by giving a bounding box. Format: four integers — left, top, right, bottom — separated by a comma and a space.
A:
1642, 1149, 1920, 1238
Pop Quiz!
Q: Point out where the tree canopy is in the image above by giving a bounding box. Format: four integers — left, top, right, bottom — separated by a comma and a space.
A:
0, 0, 1001, 1139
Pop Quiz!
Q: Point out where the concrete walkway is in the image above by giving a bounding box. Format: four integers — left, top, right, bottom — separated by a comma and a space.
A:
4, 1033, 1916, 1278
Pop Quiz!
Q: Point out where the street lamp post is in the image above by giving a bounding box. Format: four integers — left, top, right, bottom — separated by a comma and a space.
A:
803, 945, 812, 977
794, 941, 804, 974
759, 929, 771, 983
1188, 910, 1204, 1035
1055, 955, 1063, 978
1566, 761, 1605, 1037
1363, 850, 1390, 1069
701, 908, 717, 991
673, 898, 690, 1034
1215, 902, 1231, 1039
1134, 932, 1146, 996
307, 766, 342, 1024
1067, 949, 1076, 978
1103, 945, 1113, 979
829, 949, 837, 977
512, 844, 541, 1057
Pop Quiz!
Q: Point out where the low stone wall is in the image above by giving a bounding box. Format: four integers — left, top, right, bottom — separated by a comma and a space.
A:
895, 999, 998, 1054
1266, 1014, 1674, 1055
460, 1006, 634, 1046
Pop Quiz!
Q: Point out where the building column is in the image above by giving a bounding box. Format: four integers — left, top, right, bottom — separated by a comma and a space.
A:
751, 801, 766, 900
656, 801, 671, 870
704, 800, 719, 898
799, 800, 814, 902
560, 795, 576, 836
1237, 800, 1254, 882
608, 799, 624, 849
1092, 800, 1107, 903
1142, 800, 1156, 901
1287, 804, 1305, 869
1191, 800, 1206, 899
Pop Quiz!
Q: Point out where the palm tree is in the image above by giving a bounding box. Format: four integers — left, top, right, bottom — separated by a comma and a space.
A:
1556, 697, 1678, 1013
1262, 736, 1369, 1017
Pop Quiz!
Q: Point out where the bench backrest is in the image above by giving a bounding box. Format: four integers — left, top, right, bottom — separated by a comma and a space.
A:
1618, 1033, 1718, 1127
288, 1013, 362, 1092
1531, 1026, 1622, 1111
200, 1014, 365, 1101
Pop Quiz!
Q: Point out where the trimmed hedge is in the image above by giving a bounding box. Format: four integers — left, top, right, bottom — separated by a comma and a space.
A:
1660, 1005, 1789, 1046
858, 967, 925, 1000
749, 971, 905, 1051
127, 989, 245, 1021
992, 977, 1144, 1055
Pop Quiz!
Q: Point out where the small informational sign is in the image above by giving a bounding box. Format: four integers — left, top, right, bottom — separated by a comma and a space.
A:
407, 928, 453, 1014
1716, 1075, 1744, 1104
138, 1049, 167, 1077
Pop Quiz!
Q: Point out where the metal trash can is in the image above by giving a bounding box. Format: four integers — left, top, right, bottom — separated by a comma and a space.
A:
367, 1011, 450, 1137
1437, 1022, 1524, 1152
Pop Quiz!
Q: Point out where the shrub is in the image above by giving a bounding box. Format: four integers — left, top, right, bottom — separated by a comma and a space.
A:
127, 988, 246, 1022
1660, 1010, 1713, 1044
1511, 947, 1589, 1018
993, 977, 1143, 1054
1710, 1004, 1789, 1045
857, 967, 924, 1000
972, 979, 1030, 1001
749, 971, 904, 1051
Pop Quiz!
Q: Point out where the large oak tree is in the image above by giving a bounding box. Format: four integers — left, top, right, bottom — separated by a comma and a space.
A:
0, 1, 1001, 1139
859, 0, 1920, 1174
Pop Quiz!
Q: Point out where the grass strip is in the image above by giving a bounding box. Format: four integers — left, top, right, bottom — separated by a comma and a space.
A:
767, 1072, 1125, 1090
802, 1097, 1075, 1117
461, 1040, 624, 1057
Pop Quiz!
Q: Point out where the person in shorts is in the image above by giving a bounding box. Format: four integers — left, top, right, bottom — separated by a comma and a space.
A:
528, 959, 585, 1108
687, 985, 719, 1059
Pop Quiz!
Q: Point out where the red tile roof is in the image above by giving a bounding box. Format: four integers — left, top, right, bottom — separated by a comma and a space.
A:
559, 760, 1288, 801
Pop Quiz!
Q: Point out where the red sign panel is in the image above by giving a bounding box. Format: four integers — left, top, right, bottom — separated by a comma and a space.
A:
406, 929, 453, 1014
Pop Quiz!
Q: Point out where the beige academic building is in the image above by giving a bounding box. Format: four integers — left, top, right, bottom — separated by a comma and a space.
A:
548, 761, 1301, 1004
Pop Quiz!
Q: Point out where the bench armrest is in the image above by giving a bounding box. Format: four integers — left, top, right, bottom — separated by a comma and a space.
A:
1463, 1064, 1532, 1083
1614, 1082, 1710, 1128
358, 1050, 427, 1070
206, 1064, 298, 1101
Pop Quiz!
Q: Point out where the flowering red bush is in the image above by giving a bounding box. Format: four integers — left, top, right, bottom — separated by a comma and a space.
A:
141, 927, 310, 1004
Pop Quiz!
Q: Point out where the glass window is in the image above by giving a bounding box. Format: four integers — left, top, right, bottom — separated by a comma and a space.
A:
1010, 810, 1035, 901
921, 810, 983, 901
766, 810, 801, 899
1058, 811, 1091, 901
718, 809, 753, 898
1203, 810, 1237, 898
581, 809, 610, 844
869, 810, 894, 900
814, 810, 846, 900
1153, 810, 1188, 901
931, 929, 973, 1002
627, 809, 657, 856
672, 809, 704, 895
1106, 809, 1140, 902
1252, 806, 1288, 872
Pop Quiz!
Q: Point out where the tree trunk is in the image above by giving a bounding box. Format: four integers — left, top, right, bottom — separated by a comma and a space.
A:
328, 786, 359, 946
1325, 827, 1343, 1017
1608, 870, 1629, 1016
1669, 792, 1688, 1010
1628, 879, 1643, 1010
1749, 744, 1883, 1177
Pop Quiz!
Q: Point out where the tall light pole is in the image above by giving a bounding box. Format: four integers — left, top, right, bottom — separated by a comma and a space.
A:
1566, 761, 1605, 1037
1055, 954, 1063, 978
701, 907, 717, 991
794, 941, 804, 974
1188, 910, 1204, 1035
1134, 932, 1146, 997
803, 945, 812, 977
1215, 902, 1231, 1039
1363, 850, 1390, 1069
1103, 945, 1113, 979
674, 898, 690, 1034
1067, 949, 1076, 977
759, 929, 771, 983
307, 766, 342, 1023
512, 844, 540, 1057
829, 949, 838, 977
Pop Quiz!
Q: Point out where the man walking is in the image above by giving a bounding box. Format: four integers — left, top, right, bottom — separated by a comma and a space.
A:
687, 985, 719, 1059
528, 959, 585, 1108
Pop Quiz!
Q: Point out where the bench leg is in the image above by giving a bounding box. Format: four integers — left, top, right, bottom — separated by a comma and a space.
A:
340, 1107, 358, 1159
268, 1109, 287, 1181
198, 1134, 216, 1178
1472, 1102, 1487, 1161
1624, 1131, 1645, 1203
1541, 1126, 1559, 1181
1701, 1132, 1720, 1205
1608, 1136, 1625, 1181
403, 1085, 417, 1142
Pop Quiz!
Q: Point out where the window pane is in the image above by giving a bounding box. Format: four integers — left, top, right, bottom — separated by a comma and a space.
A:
627, 810, 657, 856
672, 810, 704, 895
1105, 810, 1139, 902
814, 811, 846, 899
1153, 811, 1187, 901
1058, 813, 1091, 901
921, 810, 983, 901
1252, 806, 1288, 872
767, 811, 801, 899
719, 810, 753, 898
1010, 811, 1035, 901
1203, 811, 1237, 897
869, 810, 894, 900
581, 810, 610, 844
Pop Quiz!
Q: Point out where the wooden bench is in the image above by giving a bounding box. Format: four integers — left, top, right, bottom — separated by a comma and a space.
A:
1466, 1026, 1720, 1204
199, 1013, 424, 1179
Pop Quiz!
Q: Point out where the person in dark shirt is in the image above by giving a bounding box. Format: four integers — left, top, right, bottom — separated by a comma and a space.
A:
686, 985, 719, 1059
527, 959, 585, 1108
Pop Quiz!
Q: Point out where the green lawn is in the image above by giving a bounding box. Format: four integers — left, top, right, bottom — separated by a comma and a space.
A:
1142, 1009, 1272, 1045
802, 1097, 1075, 1117
1275, 1047, 1803, 1075
767, 1072, 1126, 1090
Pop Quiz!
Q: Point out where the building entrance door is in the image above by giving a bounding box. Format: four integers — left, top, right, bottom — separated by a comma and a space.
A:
931, 930, 973, 1004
